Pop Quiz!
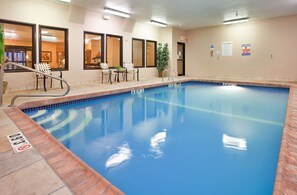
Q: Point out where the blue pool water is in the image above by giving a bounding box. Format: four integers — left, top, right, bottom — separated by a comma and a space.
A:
24, 82, 289, 195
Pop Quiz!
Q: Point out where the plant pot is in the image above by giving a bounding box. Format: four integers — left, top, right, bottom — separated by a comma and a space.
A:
2, 81, 7, 94
158, 71, 163, 77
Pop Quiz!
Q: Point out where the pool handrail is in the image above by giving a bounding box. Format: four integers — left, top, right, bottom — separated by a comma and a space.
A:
0, 62, 70, 107
163, 67, 181, 86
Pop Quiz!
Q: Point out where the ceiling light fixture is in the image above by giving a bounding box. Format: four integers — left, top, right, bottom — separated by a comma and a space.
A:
150, 20, 167, 27
223, 17, 249, 25
59, 0, 71, 3
42, 35, 57, 42
104, 7, 130, 18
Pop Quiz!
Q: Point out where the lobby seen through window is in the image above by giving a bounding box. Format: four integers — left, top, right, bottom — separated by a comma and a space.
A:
84, 32, 104, 69
39, 26, 68, 71
106, 34, 122, 67
0, 20, 36, 72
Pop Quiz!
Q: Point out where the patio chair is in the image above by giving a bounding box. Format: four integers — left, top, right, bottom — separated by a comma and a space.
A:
100, 63, 115, 84
34, 63, 63, 92
123, 62, 139, 81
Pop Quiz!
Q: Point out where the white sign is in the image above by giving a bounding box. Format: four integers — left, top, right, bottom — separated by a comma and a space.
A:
222, 41, 233, 56
7, 132, 33, 153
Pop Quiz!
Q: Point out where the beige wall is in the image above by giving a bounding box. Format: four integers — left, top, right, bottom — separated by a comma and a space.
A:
172, 28, 187, 72
186, 15, 297, 81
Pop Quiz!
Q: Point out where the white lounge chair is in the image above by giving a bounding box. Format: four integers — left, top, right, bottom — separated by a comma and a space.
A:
100, 63, 115, 84
34, 63, 63, 91
123, 62, 139, 81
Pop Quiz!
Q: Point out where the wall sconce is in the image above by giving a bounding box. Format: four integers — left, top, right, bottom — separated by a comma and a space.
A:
223, 17, 249, 25
104, 7, 130, 18
150, 20, 167, 27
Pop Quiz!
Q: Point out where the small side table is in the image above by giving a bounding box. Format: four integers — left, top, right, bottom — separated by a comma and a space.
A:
114, 69, 125, 82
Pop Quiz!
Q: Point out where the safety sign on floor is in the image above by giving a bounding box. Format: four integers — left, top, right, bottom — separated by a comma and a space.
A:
7, 132, 33, 153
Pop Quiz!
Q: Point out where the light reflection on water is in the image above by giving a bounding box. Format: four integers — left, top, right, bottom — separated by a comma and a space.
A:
150, 129, 167, 158
223, 134, 247, 151
105, 143, 132, 168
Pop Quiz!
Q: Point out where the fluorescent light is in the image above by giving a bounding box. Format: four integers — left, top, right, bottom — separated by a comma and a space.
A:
59, 0, 71, 2
4, 32, 17, 39
41, 30, 48, 34
104, 7, 130, 18
223, 17, 249, 25
42, 35, 57, 42
150, 20, 167, 27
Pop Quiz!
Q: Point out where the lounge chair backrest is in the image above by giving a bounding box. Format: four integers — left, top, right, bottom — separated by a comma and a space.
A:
100, 63, 109, 69
34, 63, 51, 77
123, 63, 135, 70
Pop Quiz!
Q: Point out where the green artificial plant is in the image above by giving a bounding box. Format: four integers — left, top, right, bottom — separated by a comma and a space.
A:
156, 43, 169, 77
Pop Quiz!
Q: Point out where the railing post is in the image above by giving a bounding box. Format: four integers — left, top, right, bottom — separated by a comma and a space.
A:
0, 65, 4, 106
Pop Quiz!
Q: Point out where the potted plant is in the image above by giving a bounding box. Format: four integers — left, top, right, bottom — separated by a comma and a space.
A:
156, 43, 169, 77
0, 24, 7, 94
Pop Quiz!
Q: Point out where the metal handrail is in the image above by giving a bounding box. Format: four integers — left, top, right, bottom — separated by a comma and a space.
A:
164, 68, 181, 86
0, 62, 70, 106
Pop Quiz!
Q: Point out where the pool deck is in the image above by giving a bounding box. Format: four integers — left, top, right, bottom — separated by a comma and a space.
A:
1, 77, 297, 194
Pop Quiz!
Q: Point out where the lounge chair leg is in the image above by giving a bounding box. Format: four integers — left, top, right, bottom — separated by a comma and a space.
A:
43, 76, 47, 92
59, 71, 63, 89
36, 76, 38, 90
102, 73, 104, 83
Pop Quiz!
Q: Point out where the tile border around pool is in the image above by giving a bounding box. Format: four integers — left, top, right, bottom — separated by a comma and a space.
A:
4, 79, 296, 194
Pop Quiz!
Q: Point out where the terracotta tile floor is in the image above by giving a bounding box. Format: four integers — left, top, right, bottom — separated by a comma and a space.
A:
1, 77, 297, 194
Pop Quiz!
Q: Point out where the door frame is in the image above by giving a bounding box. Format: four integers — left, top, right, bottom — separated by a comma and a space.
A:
177, 42, 185, 76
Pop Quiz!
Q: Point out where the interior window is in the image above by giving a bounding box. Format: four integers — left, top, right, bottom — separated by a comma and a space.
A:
146, 40, 157, 67
106, 34, 122, 67
84, 32, 104, 69
132, 38, 144, 68
0, 20, 36, 72
39, 26, 68, 70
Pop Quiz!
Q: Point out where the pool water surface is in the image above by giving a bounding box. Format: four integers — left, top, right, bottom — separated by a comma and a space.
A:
24, 82, 289, 194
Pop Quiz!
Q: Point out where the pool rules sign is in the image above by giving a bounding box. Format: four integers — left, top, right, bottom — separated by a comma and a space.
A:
242, 44, 251, 56
7, 132, 33, 153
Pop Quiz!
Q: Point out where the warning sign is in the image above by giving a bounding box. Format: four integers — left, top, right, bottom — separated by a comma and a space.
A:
7, 132, 33, 153
242, 44, 251, 56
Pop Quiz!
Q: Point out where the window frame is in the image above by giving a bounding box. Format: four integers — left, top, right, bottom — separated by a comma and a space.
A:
0, 19, 36, 73
132, 38, 145, 68
106, 34, 123, 67
146, 40, 157, 68
83, 31, 104, 70
39, 25, 69, 71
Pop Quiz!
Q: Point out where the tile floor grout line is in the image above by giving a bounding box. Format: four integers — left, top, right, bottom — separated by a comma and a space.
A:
0, 157, 43, 178
48, 185, 74, 195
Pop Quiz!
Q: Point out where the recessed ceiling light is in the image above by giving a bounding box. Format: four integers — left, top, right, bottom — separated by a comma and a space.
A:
59, 0, 71, 3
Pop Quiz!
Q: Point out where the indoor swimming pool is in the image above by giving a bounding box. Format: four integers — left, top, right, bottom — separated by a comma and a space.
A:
24, 82, 289, 194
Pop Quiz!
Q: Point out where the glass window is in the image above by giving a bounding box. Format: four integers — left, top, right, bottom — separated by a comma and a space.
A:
84, 32, 104, 69
132, 38, 144, 68
39, 26, 68, 70
106, 34, 122, 67
0, 20, 36, 72
146, 40, 157, 67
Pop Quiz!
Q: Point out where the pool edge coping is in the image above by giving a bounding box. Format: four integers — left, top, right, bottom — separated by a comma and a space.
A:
4, 79, 295, 194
